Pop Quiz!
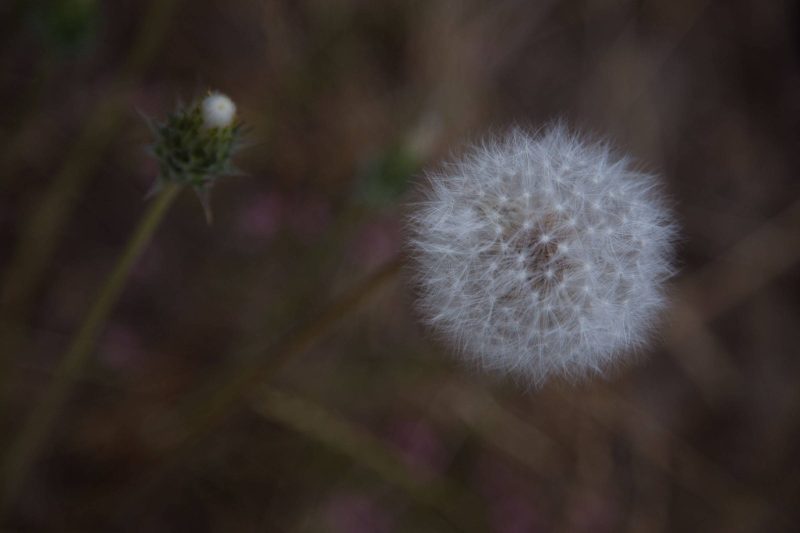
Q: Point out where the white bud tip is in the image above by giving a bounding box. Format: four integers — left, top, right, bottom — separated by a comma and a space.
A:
202, 92, 236, 129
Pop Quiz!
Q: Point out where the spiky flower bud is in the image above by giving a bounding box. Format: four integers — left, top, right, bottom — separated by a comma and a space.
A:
408, 125, 676, 384
147, 91, 243, 220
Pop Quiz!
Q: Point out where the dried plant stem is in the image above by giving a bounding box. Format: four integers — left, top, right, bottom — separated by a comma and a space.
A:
0, 183, 181, 512
579, 388, 781, 528
664, 197, 800, 399
112, 259, 403, 519
252, 387, 486, 532
177, 257, 403, 443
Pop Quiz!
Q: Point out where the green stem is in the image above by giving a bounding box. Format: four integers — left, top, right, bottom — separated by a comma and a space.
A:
0, 0, 180, 363
0, 183, 181, 511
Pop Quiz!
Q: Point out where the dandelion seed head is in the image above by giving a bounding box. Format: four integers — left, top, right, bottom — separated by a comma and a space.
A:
407, 124, 676, 385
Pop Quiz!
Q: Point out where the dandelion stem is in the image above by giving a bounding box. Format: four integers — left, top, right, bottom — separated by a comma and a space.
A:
0, 183, 181, 512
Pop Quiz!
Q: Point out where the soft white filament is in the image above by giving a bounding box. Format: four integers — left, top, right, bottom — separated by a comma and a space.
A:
408, 125, 676, 384
201, 92, 236, 129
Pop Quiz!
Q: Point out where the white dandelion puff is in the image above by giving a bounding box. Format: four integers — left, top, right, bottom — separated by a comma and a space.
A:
407, 124, 677, 385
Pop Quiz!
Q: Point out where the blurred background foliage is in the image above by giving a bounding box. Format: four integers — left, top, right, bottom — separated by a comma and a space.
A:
0, 0, 799, 531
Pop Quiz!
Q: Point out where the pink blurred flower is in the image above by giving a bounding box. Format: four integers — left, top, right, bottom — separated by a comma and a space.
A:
350, 219, 400, 269
564, 492, 618, 533
473, 453, 546, 533
236, 191, 284, 240
491, 494, 542, 533
99, 323, 146, 371
385, 417, 448, 473
323, 491, 393, 533
287, 195, 331, 238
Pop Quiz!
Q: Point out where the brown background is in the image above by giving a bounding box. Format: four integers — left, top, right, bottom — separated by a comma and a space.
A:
1, 0, 798, 531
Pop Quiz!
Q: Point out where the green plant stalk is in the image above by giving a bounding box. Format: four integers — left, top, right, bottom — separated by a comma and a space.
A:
0, 183, 181, 511
0, 0, 180, 365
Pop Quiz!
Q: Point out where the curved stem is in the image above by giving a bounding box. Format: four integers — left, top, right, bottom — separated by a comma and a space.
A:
1, 183, 181, 511
179, 257, 404, 443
